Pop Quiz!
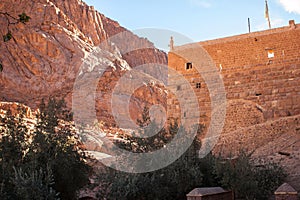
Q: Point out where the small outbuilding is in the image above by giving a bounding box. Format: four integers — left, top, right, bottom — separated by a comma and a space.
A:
274, 183, 298, 200
186, 187, 233, 200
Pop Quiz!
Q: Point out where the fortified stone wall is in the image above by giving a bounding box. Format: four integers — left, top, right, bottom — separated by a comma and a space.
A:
168, 21, 300, 127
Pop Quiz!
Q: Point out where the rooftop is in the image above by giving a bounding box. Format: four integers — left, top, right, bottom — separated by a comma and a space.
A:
275, 183, 298, 195
187, 187, 228, 197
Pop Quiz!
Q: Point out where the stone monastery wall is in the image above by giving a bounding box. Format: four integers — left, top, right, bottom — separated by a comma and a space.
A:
167, 21, 300, 125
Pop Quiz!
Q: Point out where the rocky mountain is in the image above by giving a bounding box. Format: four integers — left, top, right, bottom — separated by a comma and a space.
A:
0, 0, 167, 126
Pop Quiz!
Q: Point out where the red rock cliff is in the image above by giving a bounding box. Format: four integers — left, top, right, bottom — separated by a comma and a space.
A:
0, 0, 167, 126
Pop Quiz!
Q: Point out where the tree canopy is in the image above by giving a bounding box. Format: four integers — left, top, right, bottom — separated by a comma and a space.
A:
91, 106, 286, 200
0, 98, 91, 200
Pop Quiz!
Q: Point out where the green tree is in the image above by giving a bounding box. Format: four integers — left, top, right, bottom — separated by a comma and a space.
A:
0, 98, 91, 199
27, 98, 91, 200
0, 107, 31, 199
11, 166, 58, 200
99, 137, 203, 200
136, 106, 150, 128
96, 107, 204, 200
82, 106, 286, 200
213, 151, 286, 200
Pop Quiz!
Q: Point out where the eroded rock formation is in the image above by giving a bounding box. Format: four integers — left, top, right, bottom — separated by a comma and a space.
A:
0, 0, 168, 127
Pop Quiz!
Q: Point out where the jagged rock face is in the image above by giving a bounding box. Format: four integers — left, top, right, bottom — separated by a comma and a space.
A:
0, 0, 167, 126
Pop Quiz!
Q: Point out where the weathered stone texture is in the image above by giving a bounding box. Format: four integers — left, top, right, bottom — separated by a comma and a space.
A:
168, 23, 300, 124
0, 0, 167, 126
168, 23, 300, 192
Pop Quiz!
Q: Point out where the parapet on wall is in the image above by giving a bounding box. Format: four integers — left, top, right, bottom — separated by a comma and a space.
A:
168, 21, 300, 125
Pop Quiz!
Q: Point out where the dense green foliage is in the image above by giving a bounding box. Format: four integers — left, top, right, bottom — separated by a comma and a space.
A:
204, 152, 286, 200
97, 130, 203, 200
0, 101, 286, 200
0, 98, 91, 200
96, 147, 285, 200
92, 107, 203, 199
92, 106, 285, 200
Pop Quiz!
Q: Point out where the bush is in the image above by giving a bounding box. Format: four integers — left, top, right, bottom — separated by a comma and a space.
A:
11, 166, 58, 200
0, 98, 91, 200
96, 138, 285, 200
84, 106, 286, 200
212, 151, 286, 200
98, 136, 203, 200
95, 107, 204, 200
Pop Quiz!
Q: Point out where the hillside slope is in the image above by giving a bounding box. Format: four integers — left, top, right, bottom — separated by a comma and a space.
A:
0, 0, 167, 126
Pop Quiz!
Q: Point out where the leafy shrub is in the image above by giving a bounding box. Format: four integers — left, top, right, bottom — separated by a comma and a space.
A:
93, 107, 285, 199
213, 151, 286, 200
94, 107, 204, 200
0, 98, 91, 200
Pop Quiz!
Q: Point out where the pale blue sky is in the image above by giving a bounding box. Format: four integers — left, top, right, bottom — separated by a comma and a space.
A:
84, 0, 300, 49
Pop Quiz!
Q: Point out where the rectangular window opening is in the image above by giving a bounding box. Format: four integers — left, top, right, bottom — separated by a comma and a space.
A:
186, 62, 193, 70
267, 50, 274, 58
196, 82, 201, 89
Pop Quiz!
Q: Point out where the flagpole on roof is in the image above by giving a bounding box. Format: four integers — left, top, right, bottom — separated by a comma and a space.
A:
265, 0, 271, 29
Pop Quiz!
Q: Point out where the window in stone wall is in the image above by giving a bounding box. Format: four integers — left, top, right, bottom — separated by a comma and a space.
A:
265, 48, 275, 58
268, 49, 274, 58
186, 62, 193, 70
196, 82, 201, 89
